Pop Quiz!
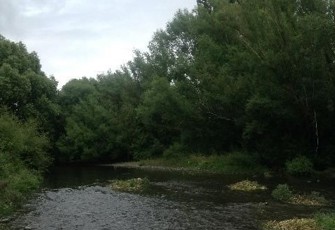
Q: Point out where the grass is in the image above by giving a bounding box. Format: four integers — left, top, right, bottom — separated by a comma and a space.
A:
315, 212, 335, 230
228, 180, 267, 191
109, 178, 150, 193
140, 152, 267, 175
271, 184, 294, 202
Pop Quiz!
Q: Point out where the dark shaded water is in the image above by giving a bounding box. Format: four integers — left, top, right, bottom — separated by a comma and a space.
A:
8, 166, 335, 230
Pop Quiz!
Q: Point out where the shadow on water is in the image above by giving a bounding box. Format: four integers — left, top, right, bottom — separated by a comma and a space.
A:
8, 165, 335, 230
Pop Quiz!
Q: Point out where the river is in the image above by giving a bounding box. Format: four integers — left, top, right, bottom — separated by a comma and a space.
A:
7, 165, 335, 230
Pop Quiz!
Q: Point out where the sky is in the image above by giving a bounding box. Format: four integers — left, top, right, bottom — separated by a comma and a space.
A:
0, 0, 196, 87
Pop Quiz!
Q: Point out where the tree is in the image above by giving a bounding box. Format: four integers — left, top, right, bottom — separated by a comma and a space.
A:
229, 0, 335, 165
0, 35, 59, 135
55, 0, 335, 167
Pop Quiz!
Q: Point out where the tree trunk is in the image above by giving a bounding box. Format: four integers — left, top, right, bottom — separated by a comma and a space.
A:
314, 110, 319, 156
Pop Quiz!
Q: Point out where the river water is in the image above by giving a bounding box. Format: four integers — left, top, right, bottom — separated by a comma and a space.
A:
8, 165, 335, 230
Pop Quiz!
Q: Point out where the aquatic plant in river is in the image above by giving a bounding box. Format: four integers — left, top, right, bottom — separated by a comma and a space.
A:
228, 180, 267, 192
109, 178, 150, 193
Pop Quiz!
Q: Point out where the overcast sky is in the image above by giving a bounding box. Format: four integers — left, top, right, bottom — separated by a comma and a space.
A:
0, 0, 196, 87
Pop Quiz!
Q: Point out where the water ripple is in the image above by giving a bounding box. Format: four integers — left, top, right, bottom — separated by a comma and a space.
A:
11, 185, 258, 230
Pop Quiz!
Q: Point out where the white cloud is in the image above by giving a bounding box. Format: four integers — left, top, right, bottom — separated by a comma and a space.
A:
0, 0, 196, 87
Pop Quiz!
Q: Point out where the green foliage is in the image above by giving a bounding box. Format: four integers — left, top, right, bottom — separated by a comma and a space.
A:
132, 137, 165, 160
58, 95, 116, 161
141, 152, 266, 174
57, 73, 141, 162
0, 36, 59, 130
219, 152, 261, 172
163, 142, 187, 159
52, 0, 335, 169
181, 152, 266, 174
286, 156, 314, 176
0, 110, 51, 171
0, 35, 55, 216
0, 111, 48, 216
315, 212, 335, 230
58, 78, 97, 115
136, 77, 193, 150
271, 183, 328, 206
237, 0, 335, 163
271, 184, 293, 202
0, 162, 40, 216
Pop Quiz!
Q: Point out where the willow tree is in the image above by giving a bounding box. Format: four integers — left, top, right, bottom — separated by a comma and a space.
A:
228, 0, 335, 165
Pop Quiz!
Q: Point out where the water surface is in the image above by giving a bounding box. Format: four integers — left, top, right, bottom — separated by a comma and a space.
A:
9, 165, 334, 230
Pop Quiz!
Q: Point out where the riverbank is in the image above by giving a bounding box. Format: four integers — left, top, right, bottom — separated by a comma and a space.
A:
110, 161, 210, 174
111, 154, 335, 181
112, 153, 267, 175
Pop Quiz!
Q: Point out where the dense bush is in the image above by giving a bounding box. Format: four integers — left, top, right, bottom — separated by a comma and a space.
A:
285, 156, 314, 176
0, 111, 50, 216
0, 110, 51, 170
163, 142, 187, 159
0, 156, 41, 215
271, 184, 293, 202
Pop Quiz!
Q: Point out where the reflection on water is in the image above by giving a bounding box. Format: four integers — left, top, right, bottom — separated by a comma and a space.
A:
9, 165, 335, 230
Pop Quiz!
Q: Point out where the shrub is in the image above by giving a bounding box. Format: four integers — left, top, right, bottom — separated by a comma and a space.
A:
285, 156, 313, 176
0, 112, 51, 171
0, 112, 48, 217
163, 142, 186, 159
271, 184, 293, 202
218, 152, 265, 174
133, 138, 164, 160
271, 184, 328, 206
315, 212, 335, 230
0, 156, 41, 216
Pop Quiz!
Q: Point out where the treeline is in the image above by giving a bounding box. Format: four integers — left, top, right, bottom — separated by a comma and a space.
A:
57, 0, 335, 169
